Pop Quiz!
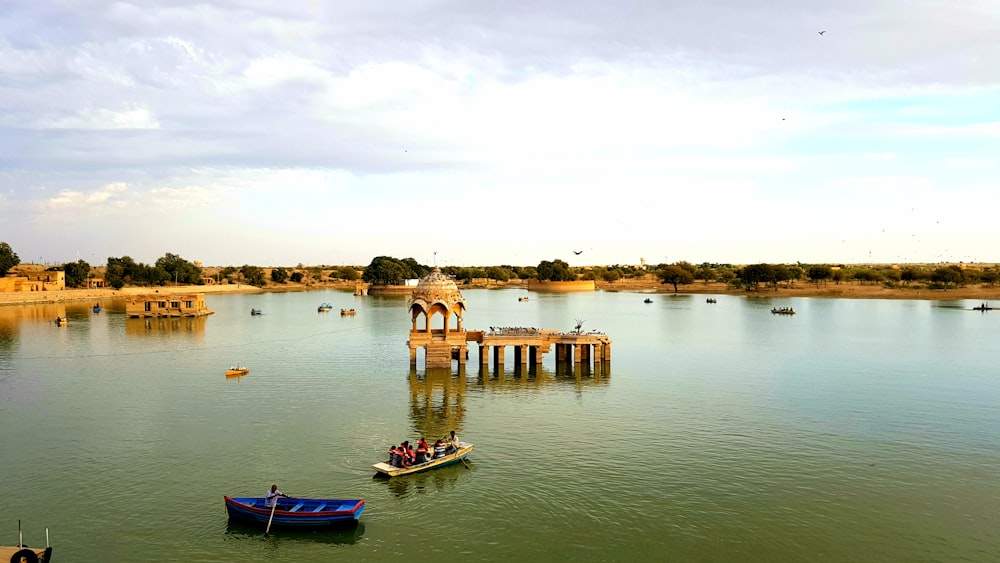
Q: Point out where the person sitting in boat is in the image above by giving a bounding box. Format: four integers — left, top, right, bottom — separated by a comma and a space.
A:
403, 441, 416, 465
433, 439, 447, 459
265, 484, 288, 508
445, 430, 460, 454
388, 444, 403, 467
415, 437, 430, 463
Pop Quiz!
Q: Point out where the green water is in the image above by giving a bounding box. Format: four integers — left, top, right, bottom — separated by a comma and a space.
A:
2, 290, 998, 561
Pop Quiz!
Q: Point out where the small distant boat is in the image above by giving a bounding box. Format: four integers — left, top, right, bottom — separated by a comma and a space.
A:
226, 366, 250, 377
771, 307, 795, 315
224, 496, 364, 527
318, 303, 333, 312
1, 521, 52, 563
372, 442, 474, 477
518, 297, 529, 302
643, 298, 653, 304
54, 316, 67, 326
972, 303, 993, 311
340, 308, 356, 316
93, 303, 101, 313
250, 308, 263, 316
706, 298, 717, 304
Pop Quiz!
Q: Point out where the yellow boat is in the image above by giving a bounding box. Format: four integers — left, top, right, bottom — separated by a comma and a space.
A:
226, 366, 250, 377
372, 442, 473, 477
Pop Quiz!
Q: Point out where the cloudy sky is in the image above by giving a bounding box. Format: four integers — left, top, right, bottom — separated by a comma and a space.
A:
2, 1, 998, 268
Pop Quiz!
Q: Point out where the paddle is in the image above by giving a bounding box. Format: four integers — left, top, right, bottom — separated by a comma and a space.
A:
264, 499, 278, 537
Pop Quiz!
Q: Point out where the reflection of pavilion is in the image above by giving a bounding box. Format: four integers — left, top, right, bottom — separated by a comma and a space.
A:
408, 368, 467, 441
407, 269, 612, 370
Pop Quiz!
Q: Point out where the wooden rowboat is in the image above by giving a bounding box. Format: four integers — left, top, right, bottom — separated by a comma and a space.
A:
1, 522, 52, 563
226, 366, 250, 377
340, 308, 356, 316
224, 496, 364, 527
372, 442, 473, 477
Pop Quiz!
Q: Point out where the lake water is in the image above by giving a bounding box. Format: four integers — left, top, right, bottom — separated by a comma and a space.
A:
2, 289, 998, 562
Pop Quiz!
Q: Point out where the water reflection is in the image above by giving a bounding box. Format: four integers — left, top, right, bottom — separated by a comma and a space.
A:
407, 368, 466, 440
224, 519, 364, 545
376, 463, 469, 498
125, 316, 207, 337
476, 362, 610, 389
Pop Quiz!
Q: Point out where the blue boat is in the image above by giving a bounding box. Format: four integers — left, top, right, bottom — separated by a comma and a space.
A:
224, 496, 364, 527
250, 308, 263, 315
93, 303, 101, 313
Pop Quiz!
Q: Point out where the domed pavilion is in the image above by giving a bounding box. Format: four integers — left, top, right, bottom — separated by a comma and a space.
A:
407, 268, 468, 368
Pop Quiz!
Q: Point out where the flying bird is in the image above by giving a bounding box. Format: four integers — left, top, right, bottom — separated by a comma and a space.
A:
818, 30, 826, 35
573, 250, 583, 255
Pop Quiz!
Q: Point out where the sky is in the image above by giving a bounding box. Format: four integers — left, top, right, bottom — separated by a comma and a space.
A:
2, 1, 999, 268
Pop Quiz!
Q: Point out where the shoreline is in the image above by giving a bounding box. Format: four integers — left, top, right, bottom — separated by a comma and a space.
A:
4, 279, 1000, 307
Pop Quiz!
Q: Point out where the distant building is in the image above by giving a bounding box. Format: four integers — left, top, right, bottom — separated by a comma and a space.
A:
0, 269, 65, 292
125, 294, 214, 318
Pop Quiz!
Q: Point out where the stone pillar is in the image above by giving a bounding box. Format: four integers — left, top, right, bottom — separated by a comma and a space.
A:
409, 345, 417, 366
457, 344, 467, 365
556, 343, 568, 363
479, 343, 489, 365
495, 345, 505, 365
518, 345, 528, 364
574, 344, 584, 364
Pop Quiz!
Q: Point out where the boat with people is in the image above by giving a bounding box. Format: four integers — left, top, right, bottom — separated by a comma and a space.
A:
972, 303, 993, 311
643, 298, 653, 304
518, 296, 529, 302
372, 442, 474, 477
250, 308, 263, 316
771, 307, 795, 315
54, 316, 67, 326
226, 365, 250, 377
706, 298, 717, 304
93, 303, 101, 313
1, 521, 52, 563
317, 303, 333, 312
224, 496, 364, 527
340, 308, 356, 316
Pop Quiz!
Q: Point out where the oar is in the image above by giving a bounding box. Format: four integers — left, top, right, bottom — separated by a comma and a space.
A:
458, 446, 470, 469
264, 499, 278, 537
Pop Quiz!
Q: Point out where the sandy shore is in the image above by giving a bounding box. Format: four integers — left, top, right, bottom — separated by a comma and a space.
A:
0, 283, 264, 307
4, 278, 999, 307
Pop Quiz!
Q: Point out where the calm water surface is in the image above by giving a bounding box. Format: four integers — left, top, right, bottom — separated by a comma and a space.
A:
1, 290, 998, 562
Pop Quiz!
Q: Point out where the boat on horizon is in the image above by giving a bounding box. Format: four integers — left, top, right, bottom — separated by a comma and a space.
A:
372, 442, 473, 477
771, 307, 795, 315
224, 496, 364, 527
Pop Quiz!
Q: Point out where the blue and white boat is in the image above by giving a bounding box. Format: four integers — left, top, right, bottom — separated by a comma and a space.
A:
224, 496, 364, 527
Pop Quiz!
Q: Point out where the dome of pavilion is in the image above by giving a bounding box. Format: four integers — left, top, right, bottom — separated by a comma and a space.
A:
408, 268, 465, 312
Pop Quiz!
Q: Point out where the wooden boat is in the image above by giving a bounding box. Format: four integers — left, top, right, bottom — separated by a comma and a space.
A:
972, 304, 993, 311
643, 298, 653, 304
226, 366, 250, 377
771, 307, 795, 315
54, 317, 67, 326
250, 308, 263, 316
706, 298, 717, 304
1, 522, 52, 563
93, 303, 101, 313
372, 442, 473, 477
224, 496, 364, 527
340, 308, 356, 316
518, 297, 529, 302
317, 303, 333, 312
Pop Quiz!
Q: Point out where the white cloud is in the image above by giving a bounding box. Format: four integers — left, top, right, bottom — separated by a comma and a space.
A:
40, 106, 160, 130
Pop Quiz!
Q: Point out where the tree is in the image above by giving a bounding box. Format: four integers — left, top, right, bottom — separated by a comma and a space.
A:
0, 242, 20, 275
740, 264, 774, 292
155, 252, 203, 285
659, 265, 694, 293
271, 267, 289, 283
537, 259, 574, 281
807, 265, 833, 287
362, 256, 428, 285
240, 265, 266, 287
931, 266, 963, 288
290, 271, 304, 283
63, 259, 91, 288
